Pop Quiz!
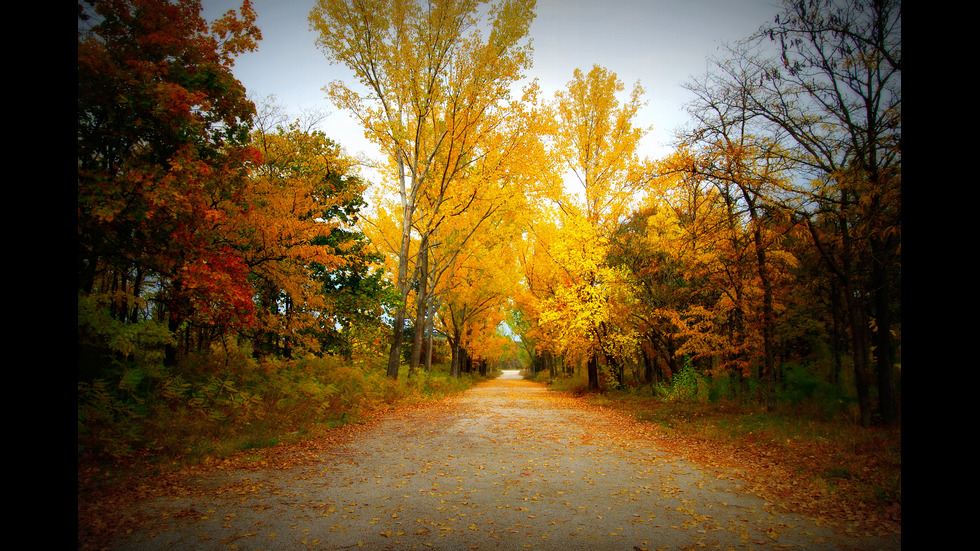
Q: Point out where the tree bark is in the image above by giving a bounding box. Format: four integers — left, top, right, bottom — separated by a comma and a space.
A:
587, 353, 599, 391
873, 255, 897, 423
807, 216, 873, 427
386, 153, 414, 380
409, 234, 430, 376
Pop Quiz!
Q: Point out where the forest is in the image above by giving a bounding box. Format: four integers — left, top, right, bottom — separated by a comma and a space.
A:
77, 0, 900, 466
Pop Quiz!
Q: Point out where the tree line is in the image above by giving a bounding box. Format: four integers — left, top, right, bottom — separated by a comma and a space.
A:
78, 0, 900, 430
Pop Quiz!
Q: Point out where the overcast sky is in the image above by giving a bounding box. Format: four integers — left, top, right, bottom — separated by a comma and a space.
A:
203, 0, 784, 176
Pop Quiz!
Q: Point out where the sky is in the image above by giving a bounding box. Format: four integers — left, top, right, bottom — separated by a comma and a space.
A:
203, 0, 785, 180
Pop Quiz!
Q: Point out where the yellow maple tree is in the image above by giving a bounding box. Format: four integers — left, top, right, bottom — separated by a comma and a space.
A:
517, 65, 649, 389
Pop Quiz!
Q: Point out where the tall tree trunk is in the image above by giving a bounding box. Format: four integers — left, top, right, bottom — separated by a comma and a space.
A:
746, 198, 777, 407
79, 250, 99, 296
386, 153, 414, 380
450, 331, 462, 379
128, 268, 145, 323
424, 296, 437, 372
587, 352, 599, 391
873, 255, 897, 423
845, 286, 873, 427
409, 309, 426, 376
642, 340, 656, 385
409, 234, 430, 377
829, 278, 845, 388
807, 216, 873, 426
665, 337, 679, 378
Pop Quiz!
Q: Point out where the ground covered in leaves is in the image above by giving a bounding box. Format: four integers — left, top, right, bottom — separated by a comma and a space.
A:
592, 395, 901, 538
78, 372, 900, 550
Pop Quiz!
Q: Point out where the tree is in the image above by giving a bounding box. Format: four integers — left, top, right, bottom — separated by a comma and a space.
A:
697, 0, 901, 425
409, 83, 544, 377
78, 0, 262, 365
536, 213, 639, 388
528, 65, 649, 390
621, 161, 738, 384
242, 104, 386, 358
436, 219, 522, 378
310, 0, 536, 379
605, 203, 684, 385
549, 65, 649, 230
673, 75, 799, 396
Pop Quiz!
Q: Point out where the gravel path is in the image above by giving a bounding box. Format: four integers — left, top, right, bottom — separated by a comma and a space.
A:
114, 370, 899, 550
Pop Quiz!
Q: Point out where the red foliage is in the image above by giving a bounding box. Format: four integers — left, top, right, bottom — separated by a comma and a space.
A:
78, 0, 262, 332
177, 246, 255, 330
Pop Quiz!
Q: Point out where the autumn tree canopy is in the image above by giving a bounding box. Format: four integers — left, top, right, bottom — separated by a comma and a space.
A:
77, 0, 900, 430
516, 65, 650, 390
78, 0, 384, 374
78, 0, 263, 363
243, 103, 389, 358
679, 0, 901, 425
505, 1, 899, 427
310, 0, 537, 379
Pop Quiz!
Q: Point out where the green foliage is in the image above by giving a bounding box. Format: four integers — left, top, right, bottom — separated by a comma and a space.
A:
78, 294, 175, 456
309, 163, 395, 359
77, 294, 173, 375
533, 346, 856, 422
77, 325, 486, 463
707, 373, 732, 403
657, 356, 701, 402
776, 362, 852, 419
520, 369, 547, 383
547, 371, 592, 395
77, 379, 140, 457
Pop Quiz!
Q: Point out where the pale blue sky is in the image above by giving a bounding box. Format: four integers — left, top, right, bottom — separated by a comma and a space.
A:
204, 0, 783, 173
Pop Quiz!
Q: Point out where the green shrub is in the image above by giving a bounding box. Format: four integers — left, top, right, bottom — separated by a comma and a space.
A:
707, 373, 733, 402
661, 357, 699, 402
776, 362, 851, 419
77, 294, 178, 457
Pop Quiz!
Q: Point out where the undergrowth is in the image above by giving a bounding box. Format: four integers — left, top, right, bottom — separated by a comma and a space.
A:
77, 337, 485, 469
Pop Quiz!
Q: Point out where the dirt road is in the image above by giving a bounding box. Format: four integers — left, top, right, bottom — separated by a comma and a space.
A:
113, 371, 899, 550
